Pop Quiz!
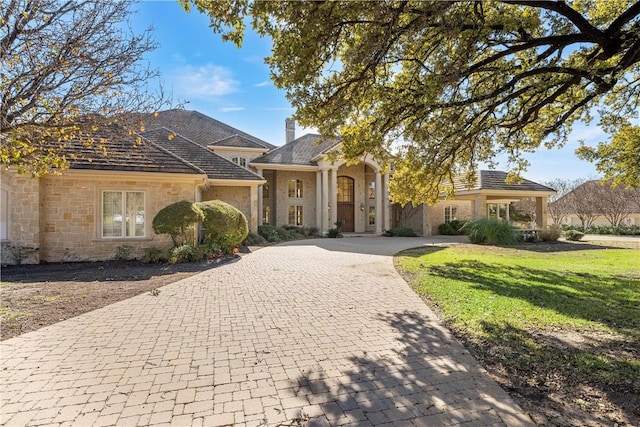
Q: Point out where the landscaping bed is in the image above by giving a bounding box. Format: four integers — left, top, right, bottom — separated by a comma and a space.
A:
0, 257, 236, 341
396, 241, 640, 426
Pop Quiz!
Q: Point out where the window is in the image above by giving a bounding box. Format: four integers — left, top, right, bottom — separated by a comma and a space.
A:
337, 176, 354, 202
288, 179, 303, 198
368, 206, 376, 225
102, 191, 145, 238
444, 206, 457, 223
231, 156, 247, 167
487, 203, 507, 220
0, 187, 8, 240
288, 205, 303, 226
368, 181, 376, 199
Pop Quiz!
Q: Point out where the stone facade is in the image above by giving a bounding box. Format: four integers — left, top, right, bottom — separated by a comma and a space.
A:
201, 185, 251, 224
274, 170, 317, 227
1, 170, 40, 264
426, 200, 474, 235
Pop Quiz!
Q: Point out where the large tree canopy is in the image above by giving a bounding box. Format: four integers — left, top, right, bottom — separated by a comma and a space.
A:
184, 0, 640, 203
1, 0, 166, 176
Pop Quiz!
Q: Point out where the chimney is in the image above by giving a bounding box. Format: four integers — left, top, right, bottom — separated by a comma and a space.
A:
285, 118, 295, 144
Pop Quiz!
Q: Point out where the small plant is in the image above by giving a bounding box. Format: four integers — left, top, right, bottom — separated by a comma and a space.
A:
113, 245, 134, 261
143, 247, 170, 263
564, 229, 585, 241
383, 227, 418, 237
437, 220, 468, 235
326, 227, 343, 238
243, 231, 267, 246
148, 288, 160, 297
462, 219, 521, 245
538, 227, 561, 242
169, 244, 209, 263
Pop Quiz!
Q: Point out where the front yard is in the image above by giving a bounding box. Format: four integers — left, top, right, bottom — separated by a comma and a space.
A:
396, 242, 640, 426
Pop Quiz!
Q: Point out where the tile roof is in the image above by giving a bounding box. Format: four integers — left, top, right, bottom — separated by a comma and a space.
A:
142, 109, 275, 150
59, 125, 202, 175
454, 170, 555, 193
142, 128, 264, 181
251, 134, 340, 166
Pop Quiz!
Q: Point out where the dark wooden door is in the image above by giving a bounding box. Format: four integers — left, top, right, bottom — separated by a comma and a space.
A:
337, 203, 354, 232
337, 176, 355, 232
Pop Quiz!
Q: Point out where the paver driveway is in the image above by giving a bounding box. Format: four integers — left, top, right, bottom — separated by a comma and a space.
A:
1, 237, 534, 426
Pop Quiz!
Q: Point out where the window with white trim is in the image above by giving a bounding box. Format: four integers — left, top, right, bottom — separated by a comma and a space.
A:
444, 206, 457, 223
263, 206, 271, 225
0, 187, 8, 240
288, 179, 303, 198
232, 156, 247, 167
368, 206, 376, 225
288, 205, 303, 226
102, 191, 145, 238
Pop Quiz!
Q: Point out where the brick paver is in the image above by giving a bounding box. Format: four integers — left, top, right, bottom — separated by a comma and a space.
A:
0, 237, 534, 426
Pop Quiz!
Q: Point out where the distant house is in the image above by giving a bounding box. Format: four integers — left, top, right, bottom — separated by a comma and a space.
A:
1, 109, 555, 264
550, 180, 640, 228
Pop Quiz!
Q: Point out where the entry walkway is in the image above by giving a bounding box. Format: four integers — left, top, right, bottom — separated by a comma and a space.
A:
1, 237, 533, 426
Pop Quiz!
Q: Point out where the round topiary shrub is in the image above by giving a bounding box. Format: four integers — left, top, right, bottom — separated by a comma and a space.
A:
197, 200, 249, 254
152, 201, 205, 247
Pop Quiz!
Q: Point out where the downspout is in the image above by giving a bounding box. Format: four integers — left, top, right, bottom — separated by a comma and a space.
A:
195, 178, 209, 244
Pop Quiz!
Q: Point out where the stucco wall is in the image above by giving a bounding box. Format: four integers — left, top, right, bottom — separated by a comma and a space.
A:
38, 174, 196, 262
1, 170, 40, 264
275, 170, 317, 227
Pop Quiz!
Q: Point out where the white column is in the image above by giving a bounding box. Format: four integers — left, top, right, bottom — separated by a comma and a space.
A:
375, 172, 383, 234
322, 168, 329, 233
505, 203, 510, 222
316, 171, 322, 230
383, 172, 390, 231
330, 168, 338, 228
249, 185, 259, 232
256, 168, 263, 226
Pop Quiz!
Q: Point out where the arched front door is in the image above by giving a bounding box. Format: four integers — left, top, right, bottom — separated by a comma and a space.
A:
337, 176, 355, 232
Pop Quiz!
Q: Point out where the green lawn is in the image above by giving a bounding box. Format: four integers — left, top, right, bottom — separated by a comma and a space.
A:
396, 244, 640, 421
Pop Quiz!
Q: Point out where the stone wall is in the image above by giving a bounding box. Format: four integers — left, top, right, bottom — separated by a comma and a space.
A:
1, 170, 40, 264
201, 185, 251, 225
274, 170, 317, 227
427, 200, 473, 235
38, 174, 196, 262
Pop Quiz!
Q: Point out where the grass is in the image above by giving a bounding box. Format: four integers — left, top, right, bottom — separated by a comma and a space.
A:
395, 244, 640, 420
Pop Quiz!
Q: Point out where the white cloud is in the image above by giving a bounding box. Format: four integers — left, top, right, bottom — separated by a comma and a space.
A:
219, 106, 245, 112
254, 81, 271, 88
171, 64, 239, 98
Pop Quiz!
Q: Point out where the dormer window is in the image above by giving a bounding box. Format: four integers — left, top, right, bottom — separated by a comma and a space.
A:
232, 156, 247, 167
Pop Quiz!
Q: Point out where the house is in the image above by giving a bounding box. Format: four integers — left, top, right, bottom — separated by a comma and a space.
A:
550, 180, 640, 228
1, 109, 556, 264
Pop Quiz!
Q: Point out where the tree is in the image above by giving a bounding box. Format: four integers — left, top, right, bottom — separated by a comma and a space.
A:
1, 0, 166, 176
590, 181, 639, 227
576, 124, 640, 188
183, 0, 640, 204
544, 178, 585, 225
152, 201, 205, 247
564, 181, 601, 229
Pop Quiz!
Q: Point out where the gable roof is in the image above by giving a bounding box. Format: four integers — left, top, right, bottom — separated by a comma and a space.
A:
58, 124, 202, 175
454, 170, 555, 193
143, 109, 275, 150
142, 128, 264, 181
251, 134, 340, 166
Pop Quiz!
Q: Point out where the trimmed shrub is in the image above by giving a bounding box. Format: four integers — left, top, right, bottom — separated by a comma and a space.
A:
564, 230, 585, 241
438, 220, 468, 235
538, 227, 561, 242
383, 227, 418, 237
197, 200, 249, 254
258, 225, 282, 242
152, 200, 205, 247
462, 219, 521, 245
244, 231, 267, 246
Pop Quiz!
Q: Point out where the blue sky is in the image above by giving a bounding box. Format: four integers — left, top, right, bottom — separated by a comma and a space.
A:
129, 1, 604, 183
